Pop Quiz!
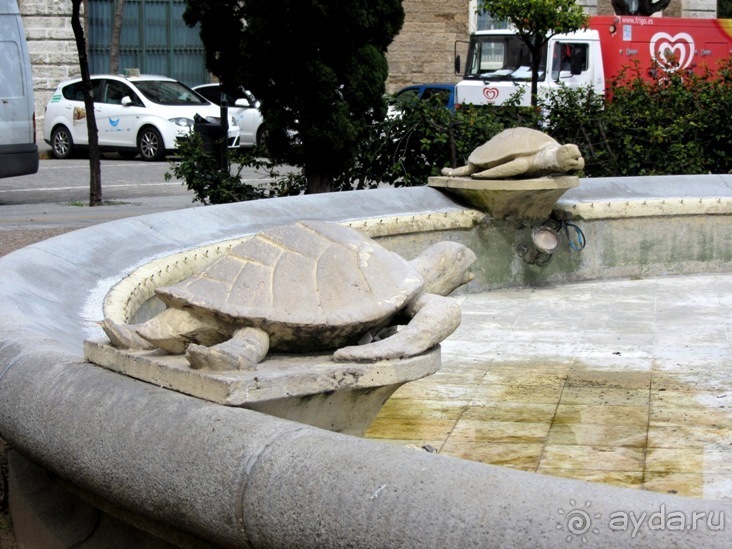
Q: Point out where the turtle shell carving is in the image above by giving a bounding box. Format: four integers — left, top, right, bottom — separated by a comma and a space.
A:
158, 220, 423, 350
468, 127, 558, 167
101, 220, 476, 370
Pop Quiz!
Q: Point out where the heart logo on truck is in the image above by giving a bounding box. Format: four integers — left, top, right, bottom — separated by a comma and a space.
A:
650, 32, 695, 71
482, 88, 499, 101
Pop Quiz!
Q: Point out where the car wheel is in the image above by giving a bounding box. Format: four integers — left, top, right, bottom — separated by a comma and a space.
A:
256, 126, 269, 156
138, 127, 165, 161
50, 126, 74, 159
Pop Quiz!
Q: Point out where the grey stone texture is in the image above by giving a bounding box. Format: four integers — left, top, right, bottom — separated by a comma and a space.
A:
429, 175, 579, 223
1, 179, 732, 547
100, 220, 474, 366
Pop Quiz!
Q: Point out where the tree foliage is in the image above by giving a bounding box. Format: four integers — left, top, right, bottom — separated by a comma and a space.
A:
183, 0, 404, 194
166, 133, 305, 205
342, 57, 732, 188
545, 58, 732, 177
174, 57, 732, 200
339, 96, 540, 190
720, 0, 732, 18
478, 0, 588, 107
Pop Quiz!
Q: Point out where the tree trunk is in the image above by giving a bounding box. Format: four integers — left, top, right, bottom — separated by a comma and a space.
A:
305, 170, 334, 194
110, 0, 126, 74
71, 0, 103, 206
529, 38, 542, 109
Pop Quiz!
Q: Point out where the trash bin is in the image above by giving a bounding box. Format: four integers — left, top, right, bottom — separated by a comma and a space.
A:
194, 110, 228, 170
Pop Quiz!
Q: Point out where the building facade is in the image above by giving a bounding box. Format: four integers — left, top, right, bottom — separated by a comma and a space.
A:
18, 0, 720, 138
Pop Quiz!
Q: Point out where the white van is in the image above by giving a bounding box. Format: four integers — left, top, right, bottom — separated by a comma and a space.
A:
0, 0, 38, 177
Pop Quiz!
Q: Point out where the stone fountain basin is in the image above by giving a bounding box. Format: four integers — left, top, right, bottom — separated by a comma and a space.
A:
2, 180, 732, 548
428, 174, 578, 223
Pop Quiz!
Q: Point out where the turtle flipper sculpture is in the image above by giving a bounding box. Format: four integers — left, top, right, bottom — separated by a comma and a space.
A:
101, 221, 477, 370
440, 127, 584, 179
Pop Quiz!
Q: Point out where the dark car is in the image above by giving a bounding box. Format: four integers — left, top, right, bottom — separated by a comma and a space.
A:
390, 83, 457, 115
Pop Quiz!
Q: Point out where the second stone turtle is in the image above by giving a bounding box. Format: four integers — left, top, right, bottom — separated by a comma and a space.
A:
441, 127, 584, 179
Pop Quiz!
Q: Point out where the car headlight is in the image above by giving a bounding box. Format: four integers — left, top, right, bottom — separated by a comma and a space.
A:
169, 117, 194, 127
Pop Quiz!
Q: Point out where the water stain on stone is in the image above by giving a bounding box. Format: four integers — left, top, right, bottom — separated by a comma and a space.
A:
366, 359, 732, 499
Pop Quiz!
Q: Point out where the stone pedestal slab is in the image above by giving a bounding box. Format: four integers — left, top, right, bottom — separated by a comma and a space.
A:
84, 340, 440, 436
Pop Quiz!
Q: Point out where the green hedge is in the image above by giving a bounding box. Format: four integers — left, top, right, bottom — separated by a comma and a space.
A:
345, 56, 732, 188
546, 58, 732, 177
172, 58, 732, 204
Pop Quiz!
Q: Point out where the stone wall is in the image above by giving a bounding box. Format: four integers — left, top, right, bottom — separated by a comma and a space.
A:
385, 0, 467, 93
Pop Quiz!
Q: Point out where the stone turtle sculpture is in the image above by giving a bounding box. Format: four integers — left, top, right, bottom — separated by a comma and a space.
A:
102, 220, 477, 370
440, 127, 584, 180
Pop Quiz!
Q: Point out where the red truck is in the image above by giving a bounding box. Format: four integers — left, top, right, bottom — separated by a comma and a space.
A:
454, 16, 732, 107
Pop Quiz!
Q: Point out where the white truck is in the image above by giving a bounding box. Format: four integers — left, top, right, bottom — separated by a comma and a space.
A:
0, 0, 38, 177
454, 15, 732, 107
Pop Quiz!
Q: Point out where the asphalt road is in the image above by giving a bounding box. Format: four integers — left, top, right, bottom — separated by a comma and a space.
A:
0, 151, 290, 255
0, 157, 191, 204
0, 152, 286, 225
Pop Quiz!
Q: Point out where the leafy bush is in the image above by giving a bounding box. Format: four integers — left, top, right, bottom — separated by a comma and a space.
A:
345, 56, 732, 188
165, 132, 305, 204
339, 93, 541, 189
171, 58, 732, 203
544, 57, 732, 177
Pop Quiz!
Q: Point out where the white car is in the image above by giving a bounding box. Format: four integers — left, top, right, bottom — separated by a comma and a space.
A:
43, 74, 240, 161
193, 83, 266, 148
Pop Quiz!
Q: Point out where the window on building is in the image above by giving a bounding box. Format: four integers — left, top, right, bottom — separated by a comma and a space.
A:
470, 0, 510, 31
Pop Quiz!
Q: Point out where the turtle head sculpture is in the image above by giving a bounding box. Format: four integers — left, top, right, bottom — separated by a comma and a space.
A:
555, 143, 584, 173
101, 220, 477, 371
440, 127, 584, 180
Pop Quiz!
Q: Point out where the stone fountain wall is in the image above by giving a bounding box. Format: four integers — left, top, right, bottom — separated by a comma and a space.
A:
1, 178, 731, 547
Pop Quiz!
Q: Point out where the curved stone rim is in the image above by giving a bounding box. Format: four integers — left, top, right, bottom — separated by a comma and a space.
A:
1, 184, 730, 548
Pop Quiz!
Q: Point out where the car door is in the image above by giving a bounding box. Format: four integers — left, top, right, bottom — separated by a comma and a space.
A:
64, 78, 102, 146
95, 79, 139, 147
231, 92, 261, 146
550, 42, 591, 93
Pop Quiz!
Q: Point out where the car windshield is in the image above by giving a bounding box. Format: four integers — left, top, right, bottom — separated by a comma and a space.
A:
465, 36, 546, 81
133, 80, 208, 106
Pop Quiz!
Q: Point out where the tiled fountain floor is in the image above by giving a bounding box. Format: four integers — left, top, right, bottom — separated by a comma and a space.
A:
365, 273, 732, 501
